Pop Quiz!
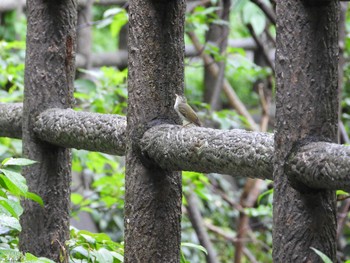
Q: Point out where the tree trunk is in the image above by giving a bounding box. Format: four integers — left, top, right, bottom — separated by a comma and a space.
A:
124, 0, 185, 262
204, 0, 230, 111
273, 1, 339, 262
77, 0, 93, 70
19, 0, 77, 261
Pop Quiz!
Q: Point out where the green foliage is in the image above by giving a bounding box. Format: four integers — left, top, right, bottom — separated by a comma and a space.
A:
0, 158, 43, 233
68, 227, 124, 263
180, 242, 207, 263
0, 249, 55, 263
0, 40, 26, 102
0, 11, 27, 41
226, 51, 271, 108
0, 138, 22, 160
0, 158, 43, 210
241, 1, 267, 35
71, 151, 125, 240
310, 247, 332, 263
186, 6, 221, 32
0, 158, 50, 263
183, 171, 210, 202
211, 110, 242, 129
91, 6, 128, 52
74, 67, 127, 114
100, 8, 128, 39
257, 187, 273, 205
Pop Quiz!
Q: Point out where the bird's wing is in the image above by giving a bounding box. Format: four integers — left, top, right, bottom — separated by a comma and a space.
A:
178, 103, 201, 126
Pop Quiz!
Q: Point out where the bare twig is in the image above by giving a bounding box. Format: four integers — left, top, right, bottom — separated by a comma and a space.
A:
339, 121, 350, 144
258, 83, 270, 132
337, 199, 350, 240
234, 179, 264, 263
250, 0, 276, 25
185, 193, 219, 263
211, 187, 244, 212
210, 0, 231, 111
246, 23, 275, 74
204, 222, 259, 263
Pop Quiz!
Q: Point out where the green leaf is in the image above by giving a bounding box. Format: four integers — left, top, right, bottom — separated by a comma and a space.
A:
80, 233, 96, 244
0, 215, 21, 231
0, 168, 28, 196
2, 157, 36, 166
310, 247, 332, 263
0, 196, 23, 218
94, 232, 112, 243
110, 251, 124, 262
70, 245, 89, 259
103, 7, 124, 18
74, 78, 96, 94
245, 205, 272, 217
71, 193, 84, 205
26, 192, 44, 207
94, 248, 114, 263
110, 11, 128, 38
0, 188, 7, 198
180, 251, 190, 263
181, 242, 208, 255
257, 188, 274, 204
242, 2, 266, 35
25, 252, 56, 263
0, 248, 22, 261
336, 190, 348, 196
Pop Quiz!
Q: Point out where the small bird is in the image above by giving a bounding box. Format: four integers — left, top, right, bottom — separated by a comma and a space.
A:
174, 94, 201, 127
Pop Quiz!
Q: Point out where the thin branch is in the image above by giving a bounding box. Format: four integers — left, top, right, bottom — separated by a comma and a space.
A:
258, 83, 270, 132
337, 199, 350, 241
250, 0, 276, 25
204, 222, 259, 263
75, 38, 257, 69
211, 186, 244, 212
234, 179, 263, 263
246, 23, 275, 74
185, 193, 219, 263
339, 121, 350, 144
210, 0, 231, 111
204, 222, 237, 242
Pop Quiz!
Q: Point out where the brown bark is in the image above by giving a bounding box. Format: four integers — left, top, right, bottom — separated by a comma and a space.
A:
34, 109, 127, 155
0, 103, 22, 139
124, 0, 185, 262
2, 104, 350, 192
19, 0, 77, 261
273, 1, 339, 262
141, 125, 274, 180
